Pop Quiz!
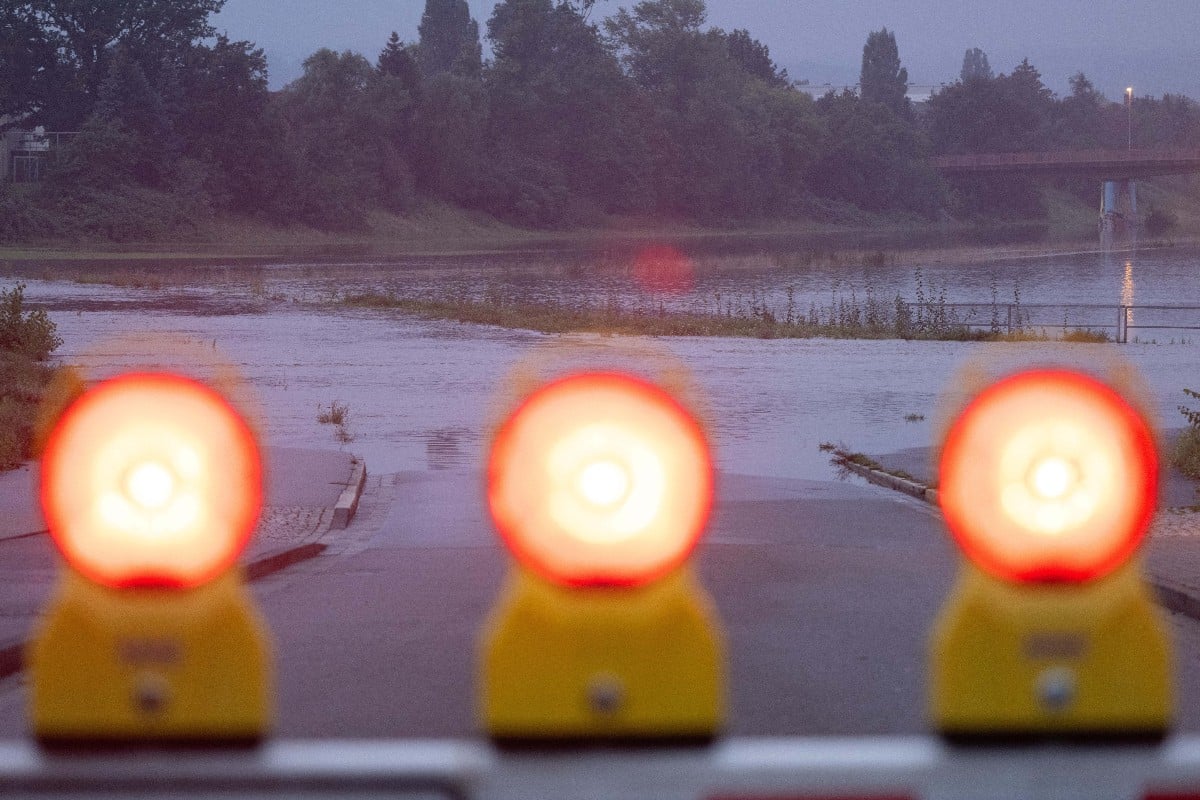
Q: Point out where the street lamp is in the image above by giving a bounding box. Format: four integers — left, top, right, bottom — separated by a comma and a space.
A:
1126, 87, 1133, 150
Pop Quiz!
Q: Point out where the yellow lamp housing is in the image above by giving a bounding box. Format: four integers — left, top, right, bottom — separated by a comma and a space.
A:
482, 568, 724, 742
932, 561, 1170, 739
481, 372, 725, 743
30, 571, 271, 745
930, 369, 1171, 739
30, 372, 272, 745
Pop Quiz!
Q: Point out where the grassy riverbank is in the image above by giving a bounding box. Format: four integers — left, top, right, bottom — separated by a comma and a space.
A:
2, 190, 1195, 269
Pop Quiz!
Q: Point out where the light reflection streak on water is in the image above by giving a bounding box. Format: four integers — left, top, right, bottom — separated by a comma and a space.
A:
1123, 260, 1135, 328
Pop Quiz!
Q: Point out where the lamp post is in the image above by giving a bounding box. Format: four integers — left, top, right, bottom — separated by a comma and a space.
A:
1126, 87, 1133, 150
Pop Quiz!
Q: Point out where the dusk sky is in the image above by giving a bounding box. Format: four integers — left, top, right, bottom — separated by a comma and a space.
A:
211, 0, 1200, 100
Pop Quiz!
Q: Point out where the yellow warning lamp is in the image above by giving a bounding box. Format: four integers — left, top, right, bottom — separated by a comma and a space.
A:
931, 368, 1170, 739
481, 371, 724, 743
30, 372, 271, 744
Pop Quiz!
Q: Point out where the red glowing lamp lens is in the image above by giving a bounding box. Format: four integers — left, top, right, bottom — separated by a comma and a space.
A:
487, 372, 714, 586
939, 369, 1157, 583
40, 373, 262, 589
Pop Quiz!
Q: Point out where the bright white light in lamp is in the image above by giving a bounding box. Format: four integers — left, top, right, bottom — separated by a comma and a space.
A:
576, 460, 630, 508
488, 372, 714, 586
1029, 456, 1076, 501
125, 461, 176, 510
999, 422, 1107, 537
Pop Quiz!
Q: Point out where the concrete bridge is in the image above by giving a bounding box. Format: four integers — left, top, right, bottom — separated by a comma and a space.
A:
932, 148, 1200, 233
932, 148, 1200, 179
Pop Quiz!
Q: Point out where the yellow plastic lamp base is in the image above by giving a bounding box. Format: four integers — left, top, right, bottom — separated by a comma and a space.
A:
481, 567, 724, 743
931, 561, 1171, 739
29, 570, 272, 745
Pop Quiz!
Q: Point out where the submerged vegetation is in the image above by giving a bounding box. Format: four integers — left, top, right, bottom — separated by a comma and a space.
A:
317, 401, 354, 444
342, 276, 1112, 344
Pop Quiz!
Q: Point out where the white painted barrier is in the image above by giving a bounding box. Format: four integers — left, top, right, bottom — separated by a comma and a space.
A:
3, 737, 1200, 799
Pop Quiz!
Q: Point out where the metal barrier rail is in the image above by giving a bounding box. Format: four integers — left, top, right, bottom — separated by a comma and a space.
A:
4, 737, 1200, 799
1120, 305, 1200, 344
904, 303, 1200, 344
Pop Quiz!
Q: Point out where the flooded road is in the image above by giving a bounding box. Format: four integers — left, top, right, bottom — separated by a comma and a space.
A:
7, 243, 1200, 740
11, 242, 1200, 481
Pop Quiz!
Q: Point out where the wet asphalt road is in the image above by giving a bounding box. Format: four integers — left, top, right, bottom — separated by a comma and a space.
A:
2, 470, 1200, 740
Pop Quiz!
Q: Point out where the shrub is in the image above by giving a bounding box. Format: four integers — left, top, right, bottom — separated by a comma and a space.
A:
1174, 388, 1200, 479
43, 185, 204, 242
0, 351, 58, 470
0, 186, 57, 243
0, 284, 62, 360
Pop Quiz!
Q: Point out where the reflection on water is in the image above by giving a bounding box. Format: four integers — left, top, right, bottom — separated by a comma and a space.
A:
9, 242, 1200, 479
1123, 260, 1136, 328
424, 427, 473, 471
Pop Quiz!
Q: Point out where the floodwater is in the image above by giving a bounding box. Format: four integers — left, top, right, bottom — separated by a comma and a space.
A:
10, 242, 1200, 480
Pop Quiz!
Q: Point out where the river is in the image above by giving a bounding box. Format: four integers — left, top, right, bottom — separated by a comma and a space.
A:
9, 241, 1200, 481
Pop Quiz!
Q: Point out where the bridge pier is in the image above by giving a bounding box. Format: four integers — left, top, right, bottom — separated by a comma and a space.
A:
1100, 179, 1137, 235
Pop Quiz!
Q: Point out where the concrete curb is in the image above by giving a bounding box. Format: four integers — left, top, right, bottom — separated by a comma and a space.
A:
1151, 579, 1200, 621
840, 460, 934, 503
0, 540, 330, 683
837, 455, 1198, 623
331, 459, 367, 530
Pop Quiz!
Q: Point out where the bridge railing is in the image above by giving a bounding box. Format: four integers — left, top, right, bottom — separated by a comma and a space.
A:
933, 148, 1200, 169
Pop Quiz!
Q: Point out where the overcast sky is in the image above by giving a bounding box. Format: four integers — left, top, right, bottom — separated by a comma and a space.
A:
211, 0, 1200, 99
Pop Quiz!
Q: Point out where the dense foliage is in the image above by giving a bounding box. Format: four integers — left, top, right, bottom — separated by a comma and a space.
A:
0, 283, 61, 469
1, 0, 1197, 238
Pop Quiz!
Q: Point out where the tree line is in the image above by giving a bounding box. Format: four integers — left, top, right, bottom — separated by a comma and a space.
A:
1, 0, 1198, 241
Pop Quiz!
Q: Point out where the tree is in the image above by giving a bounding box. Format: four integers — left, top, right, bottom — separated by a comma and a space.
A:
723, 29, 788, 88
605, 0, 820, 220
378, 31, 421, 96
859, 27, 908, 116
1049, 72, 1106, 148
926, 58, 1054, 154
175, 35, 278, 212
605, 0, 707, 94
960, 47, 992, 82
0, 7, 59, 125
411, 72, 487, 202
1, 0, 225, 127
924, 59, 1055, 217
417, 0, 482, 77
85, 48, 173, 186
483, 0, 651, 222
273, 49, 417, 227
809, 90, 942, 215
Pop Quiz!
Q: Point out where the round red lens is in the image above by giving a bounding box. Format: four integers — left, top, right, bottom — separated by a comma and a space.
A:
487, 372, 714, 587
939, 369, 1157, 583
40, 373, 262, 589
